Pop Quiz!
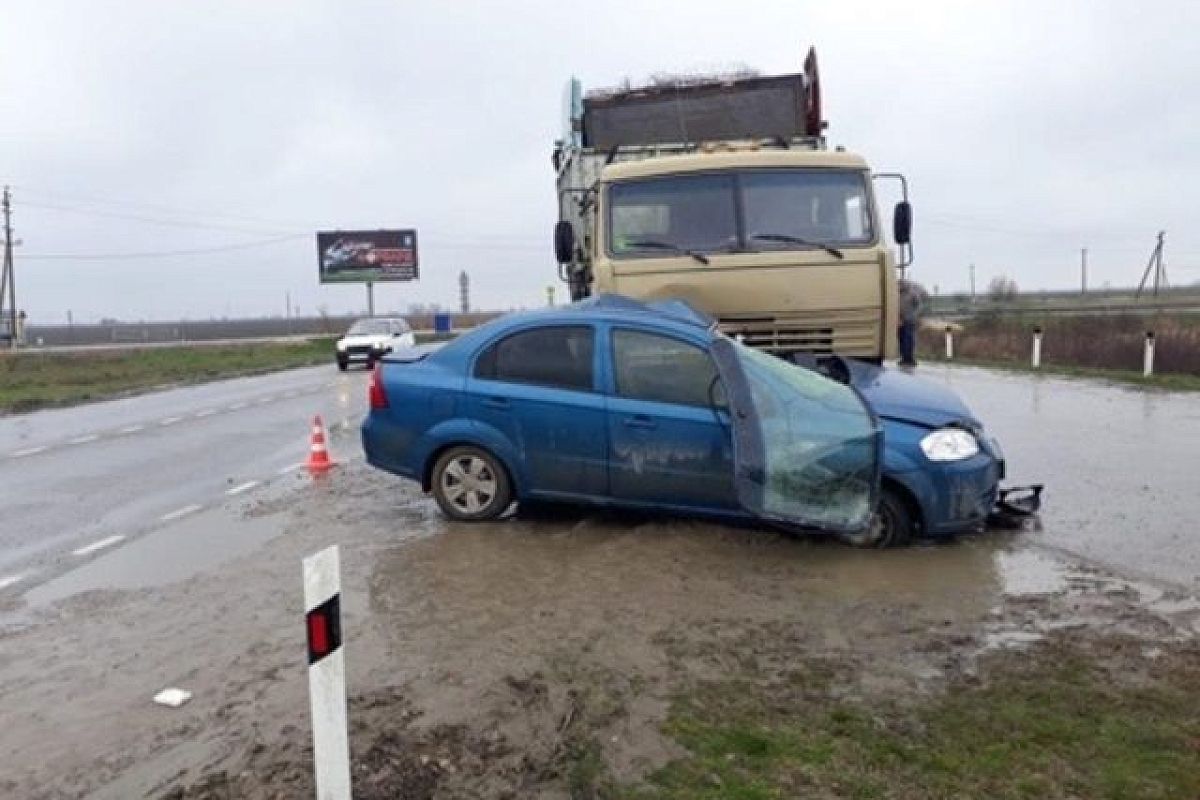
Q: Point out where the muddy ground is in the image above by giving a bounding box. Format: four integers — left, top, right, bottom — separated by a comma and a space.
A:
2, 456, 1199, 799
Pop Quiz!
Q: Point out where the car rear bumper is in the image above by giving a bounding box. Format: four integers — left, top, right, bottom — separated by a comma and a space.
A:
361, 415, 418, 480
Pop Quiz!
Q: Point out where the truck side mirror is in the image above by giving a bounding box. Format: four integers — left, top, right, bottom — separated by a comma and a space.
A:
893, 201, 912, 245
554, 220, 575, 264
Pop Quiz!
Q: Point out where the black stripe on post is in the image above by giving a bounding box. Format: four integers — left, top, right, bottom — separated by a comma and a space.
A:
306, 593, 342, 665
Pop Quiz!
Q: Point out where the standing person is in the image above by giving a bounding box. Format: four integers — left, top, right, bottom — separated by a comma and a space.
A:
897, 278, 922, 367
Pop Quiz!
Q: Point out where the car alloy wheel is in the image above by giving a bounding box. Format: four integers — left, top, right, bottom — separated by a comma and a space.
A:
432, 447, 511, 521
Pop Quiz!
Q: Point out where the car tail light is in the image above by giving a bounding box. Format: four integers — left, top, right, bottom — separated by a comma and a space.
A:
368, 363, 389, 409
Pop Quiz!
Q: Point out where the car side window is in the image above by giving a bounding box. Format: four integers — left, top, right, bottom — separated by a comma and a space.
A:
474, 326, 594, 392
612, 329, 722, 407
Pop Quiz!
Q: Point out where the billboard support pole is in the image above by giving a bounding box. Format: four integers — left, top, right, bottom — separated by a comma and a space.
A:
366, 281, 375, 317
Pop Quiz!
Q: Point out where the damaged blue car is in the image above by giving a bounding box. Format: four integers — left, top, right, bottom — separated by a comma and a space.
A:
362, 295, 1038, 546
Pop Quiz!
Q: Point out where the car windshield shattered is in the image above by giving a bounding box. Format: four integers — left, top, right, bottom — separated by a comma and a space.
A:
712, 336, 881, 532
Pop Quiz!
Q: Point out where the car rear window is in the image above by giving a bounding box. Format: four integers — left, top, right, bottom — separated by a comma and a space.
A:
475, 326, 594, 392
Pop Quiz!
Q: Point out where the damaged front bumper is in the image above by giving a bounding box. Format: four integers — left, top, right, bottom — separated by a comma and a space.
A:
988, 484, 1044, 529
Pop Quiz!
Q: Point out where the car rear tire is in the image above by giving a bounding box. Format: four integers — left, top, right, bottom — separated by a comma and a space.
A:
840, 487, 916, 548
431, 447, 512, 522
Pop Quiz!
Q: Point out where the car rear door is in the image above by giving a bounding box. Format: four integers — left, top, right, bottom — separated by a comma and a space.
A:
467, 325, 607, 498
605, 327, 739, 511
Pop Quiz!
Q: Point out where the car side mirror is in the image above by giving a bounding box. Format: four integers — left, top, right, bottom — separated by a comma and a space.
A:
893, 201, 912, 245
554, 220, 575, 264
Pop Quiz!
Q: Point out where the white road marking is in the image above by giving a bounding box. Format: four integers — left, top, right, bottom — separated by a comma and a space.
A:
229, 402, 248, 411
226, 480, 260, 496
278, 461, 306, 475
10, 446, 48, 457
159, 416, 183, 426
119, 424, 145, 434
72, 535, 125, 557
194, 408, 217, 418
67, 434, 99, 445
256, 396, 275, 405
0, 574, 26, 591
159, 504, 202, 522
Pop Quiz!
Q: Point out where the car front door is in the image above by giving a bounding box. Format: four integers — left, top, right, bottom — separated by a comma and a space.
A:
711, 337, 882, 534
605, 327, 738, 511
467, 325, 607, 498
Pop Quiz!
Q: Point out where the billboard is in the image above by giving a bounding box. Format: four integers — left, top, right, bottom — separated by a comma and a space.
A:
316, 229, 418, 283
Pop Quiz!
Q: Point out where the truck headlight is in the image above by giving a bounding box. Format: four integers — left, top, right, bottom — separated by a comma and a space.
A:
336, 340, 346, 352
920, 428, 979, 462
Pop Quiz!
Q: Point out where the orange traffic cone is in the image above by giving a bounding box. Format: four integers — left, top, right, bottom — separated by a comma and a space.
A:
307, 415, 335, 473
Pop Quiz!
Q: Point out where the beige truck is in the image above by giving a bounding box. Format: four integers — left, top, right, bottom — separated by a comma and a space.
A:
552, 49, 912, 362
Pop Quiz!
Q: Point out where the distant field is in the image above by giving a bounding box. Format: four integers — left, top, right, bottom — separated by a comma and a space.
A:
918, 313, 1200, 388
0, 337, 336, 414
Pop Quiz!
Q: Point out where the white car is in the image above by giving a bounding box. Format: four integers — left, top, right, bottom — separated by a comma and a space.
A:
335, 318, 416, 370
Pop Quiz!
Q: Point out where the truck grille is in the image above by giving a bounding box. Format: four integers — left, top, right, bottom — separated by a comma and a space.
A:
717, 309, 879, 356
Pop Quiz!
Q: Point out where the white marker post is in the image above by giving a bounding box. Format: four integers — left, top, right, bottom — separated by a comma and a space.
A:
303, 546, 352, 800
1031, 327, 1043, 369
1143, 331, 1155, 377
944, 326, 954, 361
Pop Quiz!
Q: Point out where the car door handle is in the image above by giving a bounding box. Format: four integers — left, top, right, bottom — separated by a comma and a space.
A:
482, 397, 510, 410
623, 415, 657, 430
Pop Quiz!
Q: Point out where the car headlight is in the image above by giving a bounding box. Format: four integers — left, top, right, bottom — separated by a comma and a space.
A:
919, 428, 979, 462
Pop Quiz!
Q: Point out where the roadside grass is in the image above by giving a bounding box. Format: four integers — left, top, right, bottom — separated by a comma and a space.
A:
918, 313, 1200, 391
0, 337, 336, 413
920, 355, 1200, 392
620, 639, 1200, 800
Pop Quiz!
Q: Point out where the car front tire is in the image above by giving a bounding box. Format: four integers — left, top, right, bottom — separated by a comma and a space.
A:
840, 487, 916, 548
431, 446, 512, 521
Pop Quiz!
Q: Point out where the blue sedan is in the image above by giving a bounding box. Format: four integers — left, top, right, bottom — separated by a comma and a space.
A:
362, 295, 1033, 546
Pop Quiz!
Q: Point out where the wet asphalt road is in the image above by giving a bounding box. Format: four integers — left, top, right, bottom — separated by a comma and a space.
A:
0, 364, 368, 596
928, 364, 1200, 586
0, 361, 1198, 605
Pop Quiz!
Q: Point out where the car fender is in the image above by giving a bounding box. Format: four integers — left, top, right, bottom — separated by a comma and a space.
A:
412, 418, 526, 497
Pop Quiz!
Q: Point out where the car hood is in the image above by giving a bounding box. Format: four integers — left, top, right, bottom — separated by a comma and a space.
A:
339, 334, 391, 347
842, 360, 977, 429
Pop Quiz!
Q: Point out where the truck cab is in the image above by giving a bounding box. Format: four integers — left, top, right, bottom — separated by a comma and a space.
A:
553, 49, 912, 362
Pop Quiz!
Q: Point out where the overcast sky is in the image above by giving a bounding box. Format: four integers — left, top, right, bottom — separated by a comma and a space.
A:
3, 0, 1198, 323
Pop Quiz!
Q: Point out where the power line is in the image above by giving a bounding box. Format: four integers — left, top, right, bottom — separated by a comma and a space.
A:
21, 234, 308, 261
21, 199, 299, 236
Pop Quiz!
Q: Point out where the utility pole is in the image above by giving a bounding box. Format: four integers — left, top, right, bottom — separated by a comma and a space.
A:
1136, 231, 1168, 299
459, 271, 470, 314
1, 186, 16, 348
1081, 247, 1087, 296
969, 263, 976, 304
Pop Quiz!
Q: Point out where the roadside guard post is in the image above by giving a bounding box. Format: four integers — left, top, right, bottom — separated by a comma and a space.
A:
1144, 331, 1155, 377
944, 326, 954, 361
1032, 327, 1043, 369
303, 545, 352, 800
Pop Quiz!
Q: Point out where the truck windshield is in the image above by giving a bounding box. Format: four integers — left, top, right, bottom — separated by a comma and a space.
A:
608, 169, 872, 258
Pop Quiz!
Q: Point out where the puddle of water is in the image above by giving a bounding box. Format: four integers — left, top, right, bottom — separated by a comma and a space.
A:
24, 509, 286, 608
995, 548, 1069, 596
